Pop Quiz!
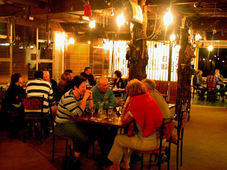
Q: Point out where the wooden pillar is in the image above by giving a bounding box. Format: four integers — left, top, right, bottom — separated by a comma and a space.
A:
128, 0, 148, 81
175, 19, 195, 119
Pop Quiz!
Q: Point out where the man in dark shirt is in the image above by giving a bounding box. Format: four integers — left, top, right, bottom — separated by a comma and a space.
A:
80, 67, 96, 86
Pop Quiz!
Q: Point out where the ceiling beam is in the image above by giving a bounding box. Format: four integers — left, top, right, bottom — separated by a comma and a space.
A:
4, 0, 44, 8
147, 0, 227, 6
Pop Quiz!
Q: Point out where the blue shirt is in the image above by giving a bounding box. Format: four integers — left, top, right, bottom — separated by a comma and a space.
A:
91, 85, 117, 110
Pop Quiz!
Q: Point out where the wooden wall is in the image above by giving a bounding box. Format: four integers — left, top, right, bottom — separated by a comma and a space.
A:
64, 42, 90, 75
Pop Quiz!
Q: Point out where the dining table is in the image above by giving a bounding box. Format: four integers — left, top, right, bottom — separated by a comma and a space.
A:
69, 112, 125, 128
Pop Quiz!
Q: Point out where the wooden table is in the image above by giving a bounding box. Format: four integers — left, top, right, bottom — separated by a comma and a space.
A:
112, 88, 125, 92
70, 113, 125, 128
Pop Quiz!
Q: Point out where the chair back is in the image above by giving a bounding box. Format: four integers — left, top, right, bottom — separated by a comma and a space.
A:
178, 100, 189, 130
160, 118, 175, 141
22, 96, 45, 118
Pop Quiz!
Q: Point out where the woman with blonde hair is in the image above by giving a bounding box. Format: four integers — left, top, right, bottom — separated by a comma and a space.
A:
57, 72, 73, 100
103, 79, 163, 170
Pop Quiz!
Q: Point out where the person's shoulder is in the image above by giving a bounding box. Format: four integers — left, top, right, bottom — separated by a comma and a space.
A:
80, 72, 85, 76
91, 85, 98, 92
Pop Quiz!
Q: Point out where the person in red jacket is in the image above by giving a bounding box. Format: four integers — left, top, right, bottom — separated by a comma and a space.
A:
103, 79, 163, 170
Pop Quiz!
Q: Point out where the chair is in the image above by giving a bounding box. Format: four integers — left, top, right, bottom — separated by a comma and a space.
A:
172, 100, 189, 170
51, 106, 72, 162
22, 96, 52, 144
51, 106, 95, 162
131, 118, 175, 170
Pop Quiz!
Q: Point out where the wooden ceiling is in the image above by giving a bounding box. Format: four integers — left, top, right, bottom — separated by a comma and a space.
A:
0, 0, 227, 40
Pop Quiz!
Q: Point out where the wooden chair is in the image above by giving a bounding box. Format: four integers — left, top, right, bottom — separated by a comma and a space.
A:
22, 96, 52, 144
172, 100, 189, 170
131, 118, 175, 170
51, 106, 72, 162
51, 106, 95, 162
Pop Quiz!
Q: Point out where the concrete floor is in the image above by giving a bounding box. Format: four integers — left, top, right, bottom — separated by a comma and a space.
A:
1, 104, 227, 170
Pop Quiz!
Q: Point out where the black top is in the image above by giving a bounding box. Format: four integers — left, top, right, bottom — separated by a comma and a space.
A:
80, 72, 96, 85
50, 79, 59, 99
1, 84, 26, 113
113, 78, 124, 88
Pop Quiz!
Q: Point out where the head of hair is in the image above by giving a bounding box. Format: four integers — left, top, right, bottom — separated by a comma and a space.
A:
126, 79, 146, 97
72, 75, 86, 89
197, 70, 202, 75
96, 76, 107, 85
114, 70, 122, 78
61, 72, 72, 82
84, 67, 91, 72
142, 79, 156, 90
64, 69, 73, 74
11, 73, 21, 85
34, 71, 43, 79
209, 70, 215, 75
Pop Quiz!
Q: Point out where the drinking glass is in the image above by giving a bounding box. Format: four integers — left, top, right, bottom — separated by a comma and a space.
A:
108, 106, 114, 121
90, 106, 95, 119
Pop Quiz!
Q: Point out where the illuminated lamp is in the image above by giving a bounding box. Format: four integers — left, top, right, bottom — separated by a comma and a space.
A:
163, 9, 173, 27
207, 45, 213, 51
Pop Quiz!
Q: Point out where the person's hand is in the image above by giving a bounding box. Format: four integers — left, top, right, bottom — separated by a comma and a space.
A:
86, 90, 93, 99
84, 90, 91, 100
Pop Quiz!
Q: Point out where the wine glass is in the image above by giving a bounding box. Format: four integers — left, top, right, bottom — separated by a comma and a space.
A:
108, 106, 114, 121
90, 106, 95, 119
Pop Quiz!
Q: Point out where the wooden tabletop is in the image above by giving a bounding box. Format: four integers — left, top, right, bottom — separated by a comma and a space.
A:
69, 113, 125, 128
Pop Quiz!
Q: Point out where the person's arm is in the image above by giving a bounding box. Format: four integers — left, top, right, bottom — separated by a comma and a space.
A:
87, 90, 93, 110
107, 90, 118, 108
91, 87, 103, 110
120, 97, 133, 124
79, 90, 91, 111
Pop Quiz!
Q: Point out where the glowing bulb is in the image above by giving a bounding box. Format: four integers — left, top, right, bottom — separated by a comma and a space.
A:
89, 20, 96, 28
88, 41, 91, 44
203, 58, 205, 61
163, 10, 173, 27
195, 34, 202, 41
207, 45, 213, 51
170, 33, 176, 42
222, 60, 225, 63
69, 38, 75, 44
209, 59, 212, 62
116, 13, 125, 27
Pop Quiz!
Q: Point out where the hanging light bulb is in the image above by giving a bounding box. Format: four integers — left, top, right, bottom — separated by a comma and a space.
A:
89, 20, 96, 28
207, 45, 213, 51
163, 9, 173, 27
116, 13, 125, 27
170, 33, 176, 42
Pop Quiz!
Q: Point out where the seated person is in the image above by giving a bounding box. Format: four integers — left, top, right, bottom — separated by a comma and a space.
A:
91, 77, 118, 164
207, 71, 218, 100
43, 71, 58, 100
215, 69, 226, 101
142, 79, 173, 118
215, 69, 224, 89
91, 77, 117, 110
80, 67, 96, 86
1, 73, 26, 131
193, 70, 206, 99
55, 76, 95, 167
103, 79, 163, 170
26, 71, 53, 114
64, 69, 73, 77
113, 70, 124, 97
57, 72, 73, 100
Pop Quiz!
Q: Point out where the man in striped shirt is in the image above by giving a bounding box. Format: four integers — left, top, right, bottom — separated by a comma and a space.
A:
26, 70, 53, 114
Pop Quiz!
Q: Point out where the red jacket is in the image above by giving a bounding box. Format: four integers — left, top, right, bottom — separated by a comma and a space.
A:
128, 93, 163, 137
